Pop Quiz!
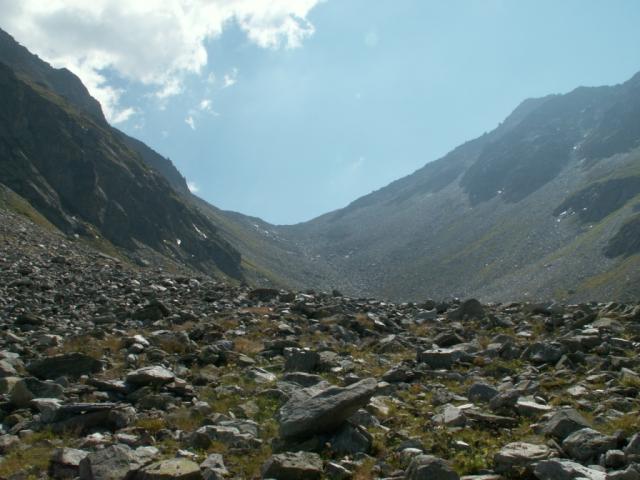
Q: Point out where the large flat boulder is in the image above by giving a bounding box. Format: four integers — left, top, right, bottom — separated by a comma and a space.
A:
27, 353, 102, 379
279, 378, 377, 439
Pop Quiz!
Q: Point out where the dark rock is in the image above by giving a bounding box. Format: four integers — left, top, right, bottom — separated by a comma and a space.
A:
541, 408, 591, 441
405, 454, 459, 480
27, 353, 102, 379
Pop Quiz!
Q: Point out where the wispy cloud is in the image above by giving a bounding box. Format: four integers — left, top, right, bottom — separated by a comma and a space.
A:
187, 181, 199, 193
222, 68, 239, 88
185, 115, 196, 130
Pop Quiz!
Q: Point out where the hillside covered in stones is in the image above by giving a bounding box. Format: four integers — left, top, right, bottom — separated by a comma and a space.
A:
2, 189, 640, 480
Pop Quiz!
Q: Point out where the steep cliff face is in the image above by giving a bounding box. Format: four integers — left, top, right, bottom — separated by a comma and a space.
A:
0, 61, 242, 279
0, 29, 106, 123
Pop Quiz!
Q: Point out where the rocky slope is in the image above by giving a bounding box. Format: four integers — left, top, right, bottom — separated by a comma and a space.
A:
0, 30, 243, 280
1, 188, 640, 480
280, 73, 640, 303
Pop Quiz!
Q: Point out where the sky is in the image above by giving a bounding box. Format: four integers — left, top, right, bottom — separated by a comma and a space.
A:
1, 1, 640, 224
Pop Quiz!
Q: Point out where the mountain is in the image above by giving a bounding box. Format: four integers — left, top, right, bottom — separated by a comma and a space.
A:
2, 26, 639, 303
0, 29, 243, 279
278, 73, 640, 302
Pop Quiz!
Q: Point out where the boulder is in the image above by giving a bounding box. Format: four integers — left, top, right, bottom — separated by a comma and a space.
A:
417, 349, 457, 369
50, 448, 88, 479
494, 442, 555, 475
405, 455, 459, 480
279, 378, 377, 439
139, 459, 202, 480
10, 377, 65, 407
79, 444, 145, 480
126, 366, 175, 386
284, 349, 320, 373
541, 408, 591, 441
467, 383, 498, 403
261, 451, 323, 480
562, 428, 617, 462
199, 454, 228, 480
533, 459, 606, 480
447, 299, 484, 321
27, 353, 102, 379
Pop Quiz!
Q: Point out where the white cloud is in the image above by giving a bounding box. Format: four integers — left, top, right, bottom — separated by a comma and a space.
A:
185, 115, 196, 130
222, 68, 239, 88
187, 181, 200, 193
199, 99, 212, 111
0, 0, 323, 123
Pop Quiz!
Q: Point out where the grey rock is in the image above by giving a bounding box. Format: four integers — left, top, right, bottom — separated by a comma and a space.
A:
405, 454, 459, 480
200, 454, 228, 480
50, 447, 88, 479
279, 378, 377, 439
79, 444, 145, 480
417, 349, 457, 369
284, 348, 320, 373
261, 451, 323, 480
10, 377, 65, 407
447, 299, 484, 321
625, 433, 640, 462
467, 383, 498, 403
533, 459, 606, 480
562, 428, 617, 462
542, 408, 591, 441
125, 366, 175, 386
494, 442, 555, 475
138, 459, 202, 480
330, 423, 373, 455
606, 467, 640, 480
282, 372, 324, 387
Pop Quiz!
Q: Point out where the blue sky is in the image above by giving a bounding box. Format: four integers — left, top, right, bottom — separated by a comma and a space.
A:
2, 0, 640, 224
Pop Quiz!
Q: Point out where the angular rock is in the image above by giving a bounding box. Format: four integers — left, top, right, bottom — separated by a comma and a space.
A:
279, 378, 377, 439
27, 353, 102, 379
10, 377, 65, 407
139, 459, 202, 480
405, 454, 459, 480
417, 349, 457, 369
494, 442, 554, 475
533, 458, 606, 480
79, 444, 145, 480
562, 428, 617, 462
447, 299, 484, 321
467, 383, 498, 403
261, 451, 323, 480
541, 408, 591, 441
126, 366, 175, 386
50, 448, 88, 479
284, 349, 320, 373
200, 454, 228, 480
